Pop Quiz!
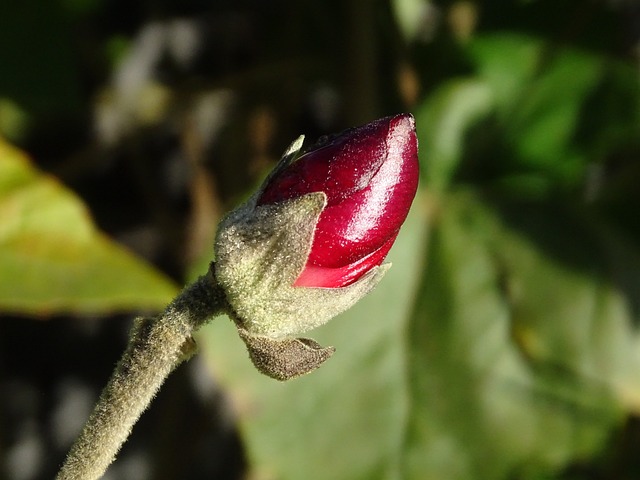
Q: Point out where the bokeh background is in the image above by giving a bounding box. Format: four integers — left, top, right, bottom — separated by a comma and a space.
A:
2, 0, 640, 479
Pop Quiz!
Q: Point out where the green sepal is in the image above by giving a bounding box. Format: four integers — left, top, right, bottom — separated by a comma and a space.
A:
213, 135, 390, 379
214, 192, 390, 338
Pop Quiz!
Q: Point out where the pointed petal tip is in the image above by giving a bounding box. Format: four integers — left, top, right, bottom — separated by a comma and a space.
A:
389, 113, 417, 140
386, 113, 419, 171
389, 112, 416, 131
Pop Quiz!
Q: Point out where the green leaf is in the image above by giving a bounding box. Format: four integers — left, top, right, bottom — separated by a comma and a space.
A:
509, 50, 601, 175
468, 34, 604, 187
468, 33, 542, 117
403, 191, 638, 479
415, 78, 493, 192
0, 139, 178, 315
200, 186, 640, 479
199, 193, 429, 480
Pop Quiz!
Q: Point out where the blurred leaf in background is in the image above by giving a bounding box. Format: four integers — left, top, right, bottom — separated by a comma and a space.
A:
404, 3, 640, 479
201, 194, 428, 480
0, 139, 177, 315
404, 191, 637, 480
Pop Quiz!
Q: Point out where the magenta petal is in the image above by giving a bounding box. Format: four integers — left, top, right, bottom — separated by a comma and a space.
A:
294, 232, 399, 288
258, 113, 419, 288
259, 116, 396, 206
308, 122, 418, 267
305, 115, 418, 269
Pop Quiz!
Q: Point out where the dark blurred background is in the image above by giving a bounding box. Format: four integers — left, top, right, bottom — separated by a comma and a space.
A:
2, 1, 640, 479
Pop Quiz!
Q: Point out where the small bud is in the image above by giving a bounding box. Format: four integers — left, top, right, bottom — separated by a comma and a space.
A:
213, 114, 419, 379
259, 114, 419, 288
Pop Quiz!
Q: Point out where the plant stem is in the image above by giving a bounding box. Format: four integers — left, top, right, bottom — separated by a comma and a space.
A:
56, 268, 227, 480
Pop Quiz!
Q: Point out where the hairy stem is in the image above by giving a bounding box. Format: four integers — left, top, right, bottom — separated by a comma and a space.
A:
56, 268, 226, 480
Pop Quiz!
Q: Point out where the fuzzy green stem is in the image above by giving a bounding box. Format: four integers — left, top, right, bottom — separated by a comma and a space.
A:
56, 269, 227, 480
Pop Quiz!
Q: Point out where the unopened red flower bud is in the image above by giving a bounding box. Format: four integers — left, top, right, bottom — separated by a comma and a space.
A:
213, 114, 419, 380
257, 113, 419, 288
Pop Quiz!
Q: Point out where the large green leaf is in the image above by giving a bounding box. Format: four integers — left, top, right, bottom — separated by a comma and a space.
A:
200, 187, 640, 479
413, 34, 612, 198
0, 139, 178, 315
403, 191, 639, 480
199, 193, 428, 480
468, 34, 604, 189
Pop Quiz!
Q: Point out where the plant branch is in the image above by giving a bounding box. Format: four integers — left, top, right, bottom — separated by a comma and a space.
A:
56, 267, 227, 480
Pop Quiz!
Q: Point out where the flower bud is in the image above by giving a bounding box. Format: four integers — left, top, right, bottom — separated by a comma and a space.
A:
258, 114, 419, 288
213, 114, 419, 379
